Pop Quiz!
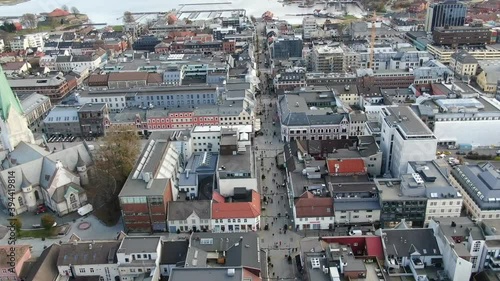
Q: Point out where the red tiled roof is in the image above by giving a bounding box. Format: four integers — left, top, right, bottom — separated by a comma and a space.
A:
212, 191, 225, 203
48, 8, 70, 17
294, 192, 333, 218
1, 62, 25, 70
212, 190, 261, 219
108, 72, 148, 82
327, 159, 366, 175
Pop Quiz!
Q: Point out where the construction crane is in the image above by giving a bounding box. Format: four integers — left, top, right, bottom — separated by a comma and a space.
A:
369, 10, 376, 69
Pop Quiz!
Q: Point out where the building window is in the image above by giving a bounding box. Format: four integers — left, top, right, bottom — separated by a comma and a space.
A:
18, 196, 24, 206
79, 268, 86, 273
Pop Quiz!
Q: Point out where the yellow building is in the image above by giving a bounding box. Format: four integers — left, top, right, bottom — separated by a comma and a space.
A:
476, 61, 500, 93
427, 44, 500, 63
449, 50, 478, 76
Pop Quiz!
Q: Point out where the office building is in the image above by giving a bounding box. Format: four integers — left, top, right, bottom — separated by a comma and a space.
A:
433, 26, 491, 47
450, 162, 500, 221
425, 0, 467, 32
270, 36, 303, 60
380, 106, 437, 177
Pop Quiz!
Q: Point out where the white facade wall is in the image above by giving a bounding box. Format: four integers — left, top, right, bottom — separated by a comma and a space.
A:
449, 176, 500, 220
467, 236, 486, 272
429, 220, 473, 281
433, 119, 500, 147
58, 264, 120, 281
425, 198, 463, 224
218, 178, 258, 196
167, 212, 211, 232
335, 210, 380, 224
294, 216, 334, 230
76, 94, 127, 112
212, 216, 259, 232
9, 37, 28, 51
191, 129, 221, 152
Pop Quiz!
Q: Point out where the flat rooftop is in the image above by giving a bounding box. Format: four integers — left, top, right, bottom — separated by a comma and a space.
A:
384, 106, 434, 137
218, 148, 252, 172
117, 237, 161, 254
170, 267, 243, 281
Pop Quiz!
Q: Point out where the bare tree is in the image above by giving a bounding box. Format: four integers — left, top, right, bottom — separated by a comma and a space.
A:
20, 13, 37, 29
94, 125, 140, 187
71, 7, 80, 16
61, 4, 69, 11
123, 11, 135, 24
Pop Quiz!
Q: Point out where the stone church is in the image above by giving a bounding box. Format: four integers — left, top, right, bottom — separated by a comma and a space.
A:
0, 65, 92, 216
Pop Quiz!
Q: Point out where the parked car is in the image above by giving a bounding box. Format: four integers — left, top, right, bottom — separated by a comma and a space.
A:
35, 204, 47, 214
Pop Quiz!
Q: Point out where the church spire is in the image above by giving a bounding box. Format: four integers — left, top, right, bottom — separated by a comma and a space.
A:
21, 169, 32, 187
0, 65, 24, 121
76, 150, 86, 167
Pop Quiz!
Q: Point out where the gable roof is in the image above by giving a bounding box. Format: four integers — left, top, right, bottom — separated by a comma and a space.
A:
0, 65, 24, 120
0, 245, 30, 267
327, 159, 366, 175
57, 241, 120, 266
168, 200, 211, 220
212, 190, 261, 219
48, 8, 70, 17
294, 192, 334, 218
382, 228, 441, 257
24, 244, 60, 281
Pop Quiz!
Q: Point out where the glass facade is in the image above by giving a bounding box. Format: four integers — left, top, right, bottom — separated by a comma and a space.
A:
426, 1, 467, 32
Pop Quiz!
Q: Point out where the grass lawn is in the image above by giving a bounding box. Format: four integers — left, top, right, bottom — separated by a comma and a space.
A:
18, 227, 59, 238
343, 15, 358, 20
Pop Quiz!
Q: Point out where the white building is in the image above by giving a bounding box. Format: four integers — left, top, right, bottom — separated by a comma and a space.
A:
428, 97, 500, 147
428, 218, 475, 280
57, 241, 121, 281
191, 125, 222, 152
380, 106, 437, 177
294, 191, 335, 231
406, 161, 463, 225
54, 52, 106, 72
211, 190, 261, 232
450, 162, 500, 221
116, 236, 162, 281
0, 39, 4, 52
9, 36, 28, 51
302, 17, 317, 40
167, 200, 211, 232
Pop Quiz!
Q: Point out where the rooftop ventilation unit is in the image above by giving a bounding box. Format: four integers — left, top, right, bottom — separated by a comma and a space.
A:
412, 173, 424, 184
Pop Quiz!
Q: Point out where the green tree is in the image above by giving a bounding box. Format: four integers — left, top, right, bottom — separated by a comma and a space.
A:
9, 218, 22, 233
123, 11, 135, 24
94, 125, 140, 188
41, 214, 55, 230
20, 13, 37, 29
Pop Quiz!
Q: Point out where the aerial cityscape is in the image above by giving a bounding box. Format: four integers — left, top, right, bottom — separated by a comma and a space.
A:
0, 0, 499, 280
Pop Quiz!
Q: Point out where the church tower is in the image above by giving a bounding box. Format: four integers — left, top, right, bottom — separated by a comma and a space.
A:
76, 151, 89, 186
0, 65, 35, 151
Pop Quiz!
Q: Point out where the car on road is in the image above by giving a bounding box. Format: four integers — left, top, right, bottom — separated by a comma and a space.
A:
35, 204, 47, 214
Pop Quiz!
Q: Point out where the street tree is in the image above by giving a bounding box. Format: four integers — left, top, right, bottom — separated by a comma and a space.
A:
123, 11, 135, 24
94, 125, 140, 188
9, 217, 22, 233
20, 13, 37, 29
41, 214, 55, 230
71, 7, 80, 16
61, 5, 69, 12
